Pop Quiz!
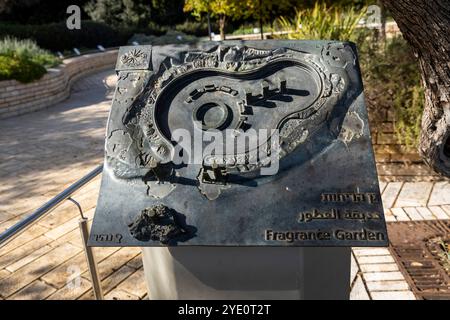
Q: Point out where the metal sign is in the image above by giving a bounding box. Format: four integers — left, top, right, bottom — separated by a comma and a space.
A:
88, 40, 388, 247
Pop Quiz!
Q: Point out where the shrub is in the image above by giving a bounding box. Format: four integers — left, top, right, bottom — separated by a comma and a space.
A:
174, 21, 209, 37
393, 86, 424, 149
84, 0, 152, 28
0, 21, 134, 52
145, 22, 169, 36
359, 36, 424, 150
274, 3, 423, 151
0, 55, 47, 83
128, 31, 198, 46
232, 23, 274, 35
276, 3, 366, 42
0, 37, 60, 67
0, 20, 183, 52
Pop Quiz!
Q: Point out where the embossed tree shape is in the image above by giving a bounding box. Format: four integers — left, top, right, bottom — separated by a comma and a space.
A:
120, 49, 149, 68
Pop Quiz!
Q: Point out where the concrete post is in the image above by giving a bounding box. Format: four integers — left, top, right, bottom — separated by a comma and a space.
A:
141, 247, 350, 300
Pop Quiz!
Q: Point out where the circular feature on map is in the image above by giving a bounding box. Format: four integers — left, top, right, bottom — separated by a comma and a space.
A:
193, 102, 231, 130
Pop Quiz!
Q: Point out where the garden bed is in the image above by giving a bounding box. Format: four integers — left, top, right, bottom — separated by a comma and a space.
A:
0, 49, 118, 119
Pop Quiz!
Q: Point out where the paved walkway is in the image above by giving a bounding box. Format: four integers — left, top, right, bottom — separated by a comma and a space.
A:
0, 70, 449, 300
350, 181, 450, 300
0, 70, 146, 300
0, 69, 115, 226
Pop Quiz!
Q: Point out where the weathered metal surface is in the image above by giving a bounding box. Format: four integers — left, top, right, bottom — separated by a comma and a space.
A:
88, 40, 388, 247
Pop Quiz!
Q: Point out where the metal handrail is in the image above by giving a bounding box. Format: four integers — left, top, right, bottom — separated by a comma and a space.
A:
0, 164, 103, 248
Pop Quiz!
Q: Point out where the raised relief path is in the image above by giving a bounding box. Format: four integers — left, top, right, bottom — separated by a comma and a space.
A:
0, 70, 448, 300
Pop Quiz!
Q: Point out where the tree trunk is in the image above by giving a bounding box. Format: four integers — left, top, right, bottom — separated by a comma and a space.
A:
259, 0, 264, 40
378, 1, 386, 46
207, 11, 212, 41
381, 0, 450, 177
219, 15, 226, 40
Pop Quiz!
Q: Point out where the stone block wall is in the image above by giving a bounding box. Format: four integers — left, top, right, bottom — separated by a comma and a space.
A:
370, 107, 442, 182
0, 50, 118, 119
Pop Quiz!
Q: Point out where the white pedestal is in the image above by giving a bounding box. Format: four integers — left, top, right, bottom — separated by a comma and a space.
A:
141, 247, 350, 300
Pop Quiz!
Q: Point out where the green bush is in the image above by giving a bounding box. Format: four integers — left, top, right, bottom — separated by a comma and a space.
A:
0, 20, 203, 52
231, 24, 274, 35
393, 86, 424, 149
274, 2, 423, 151
0, 37, 60, 67
145, 22, 169, 36
0, 55, 47, 83
128, 31, 198, 46
276, 3, 366, 42
174, 21, 209, 37
0, 21, 134, 51
359, 36, 424, 150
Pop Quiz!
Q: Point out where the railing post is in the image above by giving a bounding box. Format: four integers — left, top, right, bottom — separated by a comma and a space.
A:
79, 217, 104, 300
0, 165, 103, 248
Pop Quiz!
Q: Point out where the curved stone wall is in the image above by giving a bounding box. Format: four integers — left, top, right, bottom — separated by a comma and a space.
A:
0, 49, 118, 119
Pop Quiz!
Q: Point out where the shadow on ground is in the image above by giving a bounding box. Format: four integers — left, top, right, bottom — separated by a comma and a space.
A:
0, 70, 116, 220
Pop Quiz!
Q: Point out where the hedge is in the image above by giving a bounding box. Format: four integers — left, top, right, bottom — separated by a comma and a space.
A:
0, 55, 47, 83
0, 21, 139, 52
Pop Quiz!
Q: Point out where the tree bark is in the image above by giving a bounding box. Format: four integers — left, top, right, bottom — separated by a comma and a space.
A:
378, 1, 386, 46
380, 0, 450, 177
259, 0, 264, 40
219, 15, 226, 40
207, 11, 212, 41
